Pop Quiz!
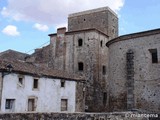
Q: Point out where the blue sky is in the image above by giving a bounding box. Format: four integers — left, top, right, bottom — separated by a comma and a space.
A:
0, 0, 160, 54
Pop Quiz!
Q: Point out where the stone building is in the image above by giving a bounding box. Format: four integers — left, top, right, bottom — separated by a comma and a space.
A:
0, 6, 160, 113
106, 29, 160, 113
0, 59, 85, 112
25, 7, 118, 112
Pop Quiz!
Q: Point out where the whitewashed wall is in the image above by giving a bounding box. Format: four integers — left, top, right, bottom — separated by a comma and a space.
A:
1, 73, 76, 112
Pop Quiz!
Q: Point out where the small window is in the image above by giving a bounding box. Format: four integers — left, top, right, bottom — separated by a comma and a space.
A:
103, 92, 107, 105
28, 98, 35, 111
19, 77, 23, 85
61, 80, 65, 87
33, 79, 38, 89
78, 62, 84, 71
100, 40, 103, 47
149, 49, 158, 63
102, 66, 106, 75
78, 38, 83, 46
5, 99, 15, 110
61, 99, 68, 111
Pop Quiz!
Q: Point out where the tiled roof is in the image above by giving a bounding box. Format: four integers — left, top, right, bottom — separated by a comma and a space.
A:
0, 59, 85, 81
0, 49, 28, 61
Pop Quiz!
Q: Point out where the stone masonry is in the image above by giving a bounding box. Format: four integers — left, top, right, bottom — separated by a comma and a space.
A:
68, 7, 118, 39
22, 7, 160, 113
0, 112, 155, 120
107, 29, 160, 113
49, 28, 109, 112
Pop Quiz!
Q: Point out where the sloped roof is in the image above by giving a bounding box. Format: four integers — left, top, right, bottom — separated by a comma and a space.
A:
0, 59, 85, 81
0, 49, 28, 61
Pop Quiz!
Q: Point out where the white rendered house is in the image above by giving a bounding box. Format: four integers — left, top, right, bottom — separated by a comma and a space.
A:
0, 59, 85, 112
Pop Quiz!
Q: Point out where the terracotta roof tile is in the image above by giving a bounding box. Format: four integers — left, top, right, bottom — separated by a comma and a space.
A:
0, 59, 85, 81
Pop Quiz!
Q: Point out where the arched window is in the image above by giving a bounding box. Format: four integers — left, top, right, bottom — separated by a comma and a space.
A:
78, 38, 83, 46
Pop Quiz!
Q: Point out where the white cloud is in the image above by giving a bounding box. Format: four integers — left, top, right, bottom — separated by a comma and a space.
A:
1, 0, 125, 25
1, 7, 9, 16
33, 23, 49, 32
2, 25, 20, 36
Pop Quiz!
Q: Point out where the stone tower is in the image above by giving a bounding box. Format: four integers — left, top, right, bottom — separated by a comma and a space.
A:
68, 7, 118, 39
48, 7, 118, 112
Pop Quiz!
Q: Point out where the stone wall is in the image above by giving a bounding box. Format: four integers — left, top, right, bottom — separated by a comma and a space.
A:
0, 112, 155, 120
0, 73, 2, 111
108, 30, 160, 112
26, 45, 51, 67
68, 7, 118, 39
49, 29, 109, 112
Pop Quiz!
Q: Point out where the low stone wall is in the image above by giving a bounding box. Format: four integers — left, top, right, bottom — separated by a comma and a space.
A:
0, 112, 158, 120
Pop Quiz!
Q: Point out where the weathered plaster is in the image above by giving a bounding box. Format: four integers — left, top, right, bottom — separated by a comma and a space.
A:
1, 73, 79, 112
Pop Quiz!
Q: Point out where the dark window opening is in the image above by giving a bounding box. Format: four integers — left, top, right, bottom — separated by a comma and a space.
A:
102, 66, 106, 75
149, 49, 158, 63
61, 99, 68, 111
78, 62, 84, 71
28, 98, 35, 111
61, 80, 65, 87
100, 40, 103, 47
103, 92, 107, 105
19, 77, 23, 85
5, 99, 15, 109
78, 38, 83, 46
33, 79, 38, 89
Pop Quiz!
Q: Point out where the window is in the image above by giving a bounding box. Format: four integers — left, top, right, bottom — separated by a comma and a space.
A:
18, 77, 23, 85
28, 98, 35, 111
61, 80, 65, 87
78, 38, 83, 46
5, 99, 15, 110
102, 66, 106, 75
100, 40, 103, 47
61, 99, 68, 111
103, 92, 107, 105
78, 62, 84, 71
33, 78, 38, 89
149, 49, 158, 63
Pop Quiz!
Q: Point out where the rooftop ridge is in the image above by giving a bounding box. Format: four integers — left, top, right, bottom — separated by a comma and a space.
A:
68, 6, 117, 18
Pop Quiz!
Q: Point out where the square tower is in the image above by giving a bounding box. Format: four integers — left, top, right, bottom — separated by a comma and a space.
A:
68, 7, 118, 39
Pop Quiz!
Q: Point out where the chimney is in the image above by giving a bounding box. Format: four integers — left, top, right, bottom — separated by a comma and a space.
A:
57, 27, 66, 35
